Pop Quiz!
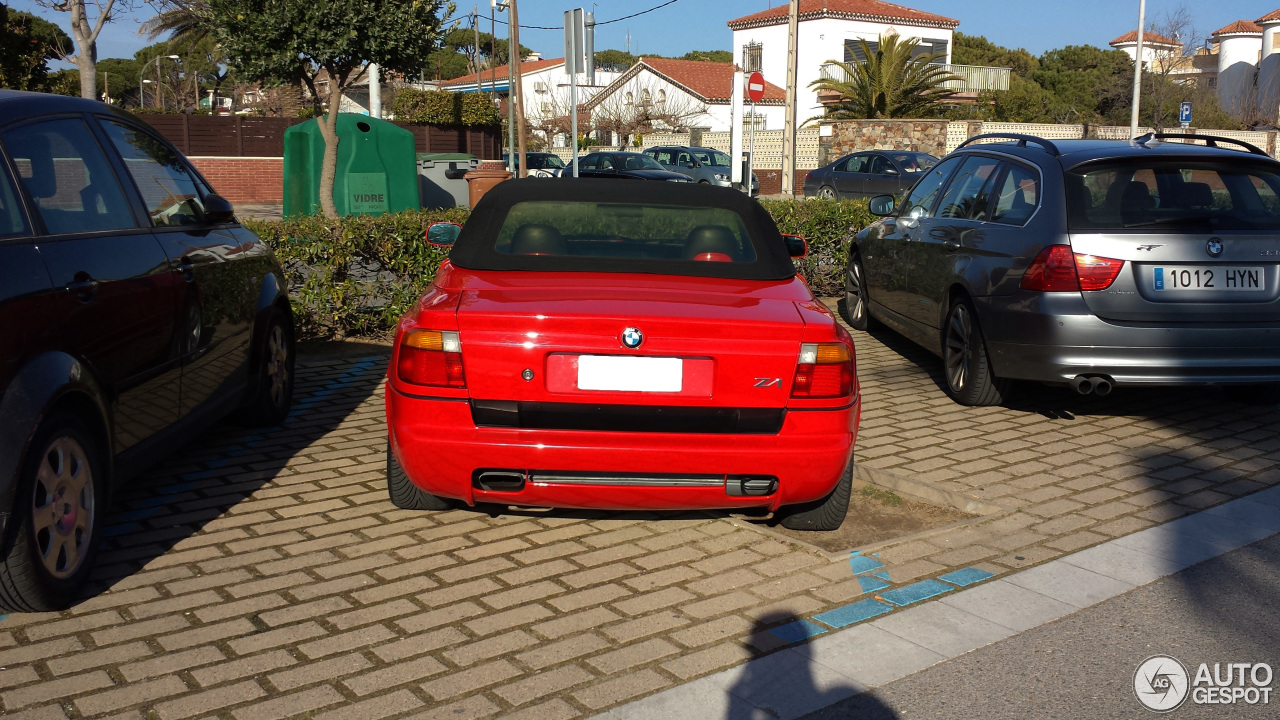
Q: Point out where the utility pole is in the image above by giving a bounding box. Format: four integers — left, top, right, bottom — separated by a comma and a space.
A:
511, 0, 527, 178
494, 0, 515, 173
490, 4, 498, 94
474, 5, 482, 77
1129, 0, 1147, 139
779, 0, 799, 198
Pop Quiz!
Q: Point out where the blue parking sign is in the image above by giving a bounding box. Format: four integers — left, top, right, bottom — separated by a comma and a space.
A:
1180, 102, 1192, 124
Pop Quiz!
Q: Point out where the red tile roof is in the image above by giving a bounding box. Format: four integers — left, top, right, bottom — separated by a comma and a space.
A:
728, 0, 958, 30
641, 57, 787, 104
1257, 9, 1280, 23
1109, 30, 1181, 47
1212, 20, 1262, 36
442, 57, 565, 88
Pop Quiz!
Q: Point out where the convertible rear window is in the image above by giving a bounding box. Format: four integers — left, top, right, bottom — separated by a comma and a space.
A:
493, 201, 758, 263
1066, 159, 1280, 231
447, 179, 796, 280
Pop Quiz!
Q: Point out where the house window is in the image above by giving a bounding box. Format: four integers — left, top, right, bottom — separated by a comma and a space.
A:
657, 90, 666, 106
911, 38, 949, 64
625, 92, 634, 106
844, 39, 879, 64
640, 89, 652, 106
744, 43, 762, 73
743, 112, 766, 131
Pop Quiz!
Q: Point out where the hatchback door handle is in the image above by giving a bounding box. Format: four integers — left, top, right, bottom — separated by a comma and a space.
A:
943, 239, 961, 251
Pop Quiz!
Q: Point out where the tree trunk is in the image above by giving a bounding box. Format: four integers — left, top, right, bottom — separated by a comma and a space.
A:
317, 91, 342, 219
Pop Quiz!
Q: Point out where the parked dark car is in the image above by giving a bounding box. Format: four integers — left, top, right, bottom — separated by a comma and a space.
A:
0, 90, 294, 611
643, 145, 761, 196
805, 151, 938, 200
846, 132, 1280, 406
562, 152, 693, 183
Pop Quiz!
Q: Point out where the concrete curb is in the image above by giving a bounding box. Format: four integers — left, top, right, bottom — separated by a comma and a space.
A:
590, 485, 1280, 720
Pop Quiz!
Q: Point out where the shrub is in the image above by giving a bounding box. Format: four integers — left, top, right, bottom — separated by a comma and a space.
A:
250, 198, 871, 338
393, 88, 501, 127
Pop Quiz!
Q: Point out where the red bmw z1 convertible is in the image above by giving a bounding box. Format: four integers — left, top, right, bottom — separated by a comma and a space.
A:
384, 179, 861, 530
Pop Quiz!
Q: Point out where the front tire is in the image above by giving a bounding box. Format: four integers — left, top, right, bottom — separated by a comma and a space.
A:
818, 185, 838, 200
387, 443, 452, 511
239, 307, 295, 426
843, 255, 879, 332
778, 457, 852, 531
0, 414, 105, 612
942, 297, 1009, 406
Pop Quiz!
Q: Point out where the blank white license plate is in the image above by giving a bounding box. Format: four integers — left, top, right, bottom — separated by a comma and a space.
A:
577, 355, 683, 392
1153, 266, 1263, 291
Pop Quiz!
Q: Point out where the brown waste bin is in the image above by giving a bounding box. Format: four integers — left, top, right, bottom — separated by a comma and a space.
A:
465, 165, 513, 208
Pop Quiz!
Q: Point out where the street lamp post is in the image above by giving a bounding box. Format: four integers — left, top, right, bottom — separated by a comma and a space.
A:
1129, 0, 1146, 140
145, 54, 182, 110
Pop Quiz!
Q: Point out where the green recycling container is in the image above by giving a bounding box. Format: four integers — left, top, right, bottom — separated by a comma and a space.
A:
283, 114, 419, 218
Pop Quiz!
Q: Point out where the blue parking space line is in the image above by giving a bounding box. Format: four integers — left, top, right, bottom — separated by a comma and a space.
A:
857, 575, 890, 593
768, 619, 829, 644
939, 567, 996, 587
814, 598, 895, 628
871, 569, 891, 581
849, 552, 885, 575
880, 579, 954, 607
0, 614, 8, 624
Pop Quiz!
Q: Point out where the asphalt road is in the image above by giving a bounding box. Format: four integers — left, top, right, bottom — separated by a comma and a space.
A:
799, 533, 1280, 720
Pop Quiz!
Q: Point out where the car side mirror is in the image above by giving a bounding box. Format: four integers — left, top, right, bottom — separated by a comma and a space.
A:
884, 166, 899, 175
782, 234, 807, 258
426, 221, 462, 247
203, 193, 235, 223
868, 195, 897, 217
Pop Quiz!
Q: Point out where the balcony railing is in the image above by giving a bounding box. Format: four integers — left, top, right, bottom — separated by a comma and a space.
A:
819, 63, 1011, 92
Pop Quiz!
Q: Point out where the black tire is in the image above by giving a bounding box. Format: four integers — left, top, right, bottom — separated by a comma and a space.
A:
1222, 384, 1280, 405
0, 414, 105, 612
818, 185, 838, 200
778, 457, 853, 531
239, 307, 295, 426
387, 443, 452, 511
941, 296, 1010, 406
842, 254, 880, 332
698, 179, 710, 185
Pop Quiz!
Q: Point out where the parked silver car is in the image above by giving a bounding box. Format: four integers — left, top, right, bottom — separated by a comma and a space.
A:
846, 133, 1280, 406
644, 146, 760, 196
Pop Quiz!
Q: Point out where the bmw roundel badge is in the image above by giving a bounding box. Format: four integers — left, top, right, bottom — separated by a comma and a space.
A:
621, 327, 643, 349
1206, 238, 1224, 258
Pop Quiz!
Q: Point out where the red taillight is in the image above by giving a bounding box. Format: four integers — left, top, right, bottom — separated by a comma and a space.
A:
397, 330, 466, 387
1021, 245, 1124, 292
791, 342, 855, 399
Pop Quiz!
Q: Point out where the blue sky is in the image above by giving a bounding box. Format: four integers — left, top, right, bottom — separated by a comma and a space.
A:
12, 0, 1276, 67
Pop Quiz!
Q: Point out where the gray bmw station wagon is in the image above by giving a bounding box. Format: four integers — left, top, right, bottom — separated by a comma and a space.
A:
846, 133, 1280, 406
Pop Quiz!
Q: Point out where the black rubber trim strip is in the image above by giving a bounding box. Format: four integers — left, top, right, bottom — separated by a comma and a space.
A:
389, 385, 471, 402
786, 397, 859, 412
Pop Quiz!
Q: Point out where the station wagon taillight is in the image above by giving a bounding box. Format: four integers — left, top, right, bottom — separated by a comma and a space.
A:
1021, 245, 1125, 292
791, 343, 854, 398
398, 330, 466, 387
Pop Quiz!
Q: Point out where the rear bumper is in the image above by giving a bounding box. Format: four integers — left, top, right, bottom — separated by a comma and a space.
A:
977, 292, 1280, 385
386, 387, 859, 512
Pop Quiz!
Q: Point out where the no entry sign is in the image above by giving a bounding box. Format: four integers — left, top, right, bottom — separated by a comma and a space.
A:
747, 71, 766, 103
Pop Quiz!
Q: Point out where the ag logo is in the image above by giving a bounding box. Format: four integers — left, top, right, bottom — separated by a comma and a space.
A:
1136, 655, 1190, 712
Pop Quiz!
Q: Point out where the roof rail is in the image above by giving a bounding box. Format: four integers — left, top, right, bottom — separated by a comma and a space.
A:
1134, 132, 1270, 158
955, 133, 1060, 157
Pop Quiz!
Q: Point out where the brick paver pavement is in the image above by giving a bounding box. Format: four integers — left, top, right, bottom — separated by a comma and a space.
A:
2, 306, 1277, 719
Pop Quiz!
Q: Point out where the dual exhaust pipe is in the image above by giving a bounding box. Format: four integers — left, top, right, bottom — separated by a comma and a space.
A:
1070, 375, 1113, 397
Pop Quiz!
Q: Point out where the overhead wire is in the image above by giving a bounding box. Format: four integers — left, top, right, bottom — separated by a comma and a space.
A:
489, 0, 682, 30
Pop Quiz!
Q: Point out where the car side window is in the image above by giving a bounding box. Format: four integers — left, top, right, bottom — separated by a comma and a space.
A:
579, 155, 597, 170
3, 118, 137, 235
991, 163, 1040, 226
899, 155, 962, 220
677, 152, 692, 167
653, 150, 673, 165
0, 157, 30, 238
599, 156, 615, 170
843, 155, 866, 173
936, 156, 1001, 220
100, 119, 207, 227
868, 155, 894, 175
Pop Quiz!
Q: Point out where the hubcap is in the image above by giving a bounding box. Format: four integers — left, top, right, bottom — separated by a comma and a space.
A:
266, 325, 290, 408
944, 305, 972, 392
820, 187, 836, 199
846, 262, 866, 323
32, 436, 94, 579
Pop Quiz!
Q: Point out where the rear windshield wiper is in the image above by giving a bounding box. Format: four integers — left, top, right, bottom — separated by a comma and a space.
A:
1123, 214, 1216, 228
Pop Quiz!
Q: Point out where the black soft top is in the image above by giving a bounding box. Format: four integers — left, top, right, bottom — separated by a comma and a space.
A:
448, 177, 796, 281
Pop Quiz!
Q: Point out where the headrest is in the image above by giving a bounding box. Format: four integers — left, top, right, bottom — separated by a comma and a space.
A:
510, 224, 567, 256
684, 225, 738, 261
1179, 182, 1214, 209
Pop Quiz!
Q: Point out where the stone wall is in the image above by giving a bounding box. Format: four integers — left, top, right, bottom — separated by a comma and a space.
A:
819, 120, 952, 165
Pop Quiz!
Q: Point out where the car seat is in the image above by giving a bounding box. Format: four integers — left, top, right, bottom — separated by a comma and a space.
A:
683, 225, 738, 262
510, 224, 567, 256
1177, 182, 1214, 210
1120, 181, 1155, 225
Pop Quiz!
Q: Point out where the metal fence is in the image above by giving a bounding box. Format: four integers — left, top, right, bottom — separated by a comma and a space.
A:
820, 63, 1011, 92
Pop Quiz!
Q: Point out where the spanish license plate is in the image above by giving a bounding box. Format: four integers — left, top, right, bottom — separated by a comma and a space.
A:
1153, 266, 1263, 291
577, 355, 683, 392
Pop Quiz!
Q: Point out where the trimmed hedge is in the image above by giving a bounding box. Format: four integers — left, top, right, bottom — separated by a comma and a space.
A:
392, 89, 502, 126
247, 198, 872, 338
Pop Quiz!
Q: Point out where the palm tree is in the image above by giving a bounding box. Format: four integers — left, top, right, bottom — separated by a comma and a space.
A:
809, 33, 961, 120
139, 0, 210, 45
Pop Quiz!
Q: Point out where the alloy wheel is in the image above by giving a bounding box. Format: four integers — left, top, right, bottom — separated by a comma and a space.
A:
266, 324, 290, 409
944, 304, 972, 392
819, 186, 837, 200
845, 262, 866, 325
31, 436, 94, 579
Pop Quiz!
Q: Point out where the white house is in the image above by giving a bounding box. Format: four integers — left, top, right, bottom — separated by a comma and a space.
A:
1109, 30, 1182, 67
726, 0, 964, 117
581, 57, 788, 142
